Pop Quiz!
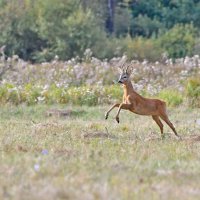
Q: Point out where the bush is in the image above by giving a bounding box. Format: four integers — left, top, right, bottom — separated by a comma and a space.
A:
158, 89, 183, 107
67, 86, 99, 106
159, 24, 197, 59
0, 84, 20, 105
103, 85, 123, 103
22, 84, 41, 105
0, 0, 107, 62
0, 84, 124, 106
2, 81, 200, 107
118, 36, 163, 61
186, 78, 200, 107
94, 35, 163, 61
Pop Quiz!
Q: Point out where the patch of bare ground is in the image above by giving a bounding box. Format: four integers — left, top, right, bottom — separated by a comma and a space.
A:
183, 134, 200, 143
144, 132, 200, 142
82, 131, 117, 139
145, 132, 162, 141
144, 131, 177, 141
45, 109, 73, 117
152, 182, 200, 199
31, 121, 60, 129
45, 109, 86, 117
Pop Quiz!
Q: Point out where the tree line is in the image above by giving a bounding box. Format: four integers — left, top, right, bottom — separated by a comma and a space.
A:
0, 0, 200, 62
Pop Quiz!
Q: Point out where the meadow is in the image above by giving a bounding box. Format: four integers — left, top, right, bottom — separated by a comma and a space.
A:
0, 104, 200, 200
0, 53, 200, 199
1, 1, 200, 199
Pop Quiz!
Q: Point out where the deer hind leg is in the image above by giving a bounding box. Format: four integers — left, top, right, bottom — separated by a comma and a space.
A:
152, 115, 164, 136
159, 113, 180, 138
105, 103, 120, 119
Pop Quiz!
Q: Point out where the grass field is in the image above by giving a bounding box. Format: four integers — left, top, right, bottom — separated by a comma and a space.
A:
0, 104, 200, 200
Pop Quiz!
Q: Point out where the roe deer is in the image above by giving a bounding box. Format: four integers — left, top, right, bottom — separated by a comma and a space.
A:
105, 62, 180, 139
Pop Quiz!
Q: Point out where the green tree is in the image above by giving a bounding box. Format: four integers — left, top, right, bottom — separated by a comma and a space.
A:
0, 0, 46, 60
129, 0, 200, 37
34, 0, 106, 61
0, 0, 107, 62
159, 24, 198, 58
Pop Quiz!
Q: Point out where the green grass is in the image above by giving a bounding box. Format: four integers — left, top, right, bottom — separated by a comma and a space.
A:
0, 105, 200, 200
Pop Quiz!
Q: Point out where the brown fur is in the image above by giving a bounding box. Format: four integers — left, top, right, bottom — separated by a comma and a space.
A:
105, 77, 180, 138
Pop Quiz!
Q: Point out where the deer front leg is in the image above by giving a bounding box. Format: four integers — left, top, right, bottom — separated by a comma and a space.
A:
105, 103, 120, 119
115, 103, 132, 123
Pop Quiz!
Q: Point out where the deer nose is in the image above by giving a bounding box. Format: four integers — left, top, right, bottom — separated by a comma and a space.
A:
118, 80, 122, 83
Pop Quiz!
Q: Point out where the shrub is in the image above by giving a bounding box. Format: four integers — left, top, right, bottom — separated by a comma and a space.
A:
0, 83, 21, 105
119, 36, 163, 61
186, 78, 200, 107
159, 24, 197, 59
0, 84, 124, 106
158, 89, 183, 107
103, 85, 123, 103
92, 35, 163, 61
22, 84, 41, 105
67, 86, 99, 106
2, 82, 200, 108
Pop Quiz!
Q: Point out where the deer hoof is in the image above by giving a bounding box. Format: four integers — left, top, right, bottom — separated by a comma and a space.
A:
105, 113, 108, 120
161, 134, 166, 140
116, 116, 119, 123
177, 135, 182, 141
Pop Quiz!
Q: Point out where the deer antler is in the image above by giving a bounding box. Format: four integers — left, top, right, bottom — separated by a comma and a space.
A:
121, 62, 126, 71
125, 64, 129, 73
117, 56, 127, 72
124, 62, 135, 75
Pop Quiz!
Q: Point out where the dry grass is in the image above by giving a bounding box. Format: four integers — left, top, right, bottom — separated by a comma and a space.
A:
0, 105, 200, 200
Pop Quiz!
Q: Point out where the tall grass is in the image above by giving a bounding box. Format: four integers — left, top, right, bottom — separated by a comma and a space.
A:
0, 105, 200, 199
186, 77, 200, 107
158, 89, 183, 107
1, 83, 198, 107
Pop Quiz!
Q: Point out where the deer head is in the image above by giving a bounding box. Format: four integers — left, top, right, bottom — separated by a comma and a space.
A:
118, 63, 133, 84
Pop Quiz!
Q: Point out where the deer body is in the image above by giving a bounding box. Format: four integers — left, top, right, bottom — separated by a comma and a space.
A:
121, 81, 166, 116
105, 63, 180, 139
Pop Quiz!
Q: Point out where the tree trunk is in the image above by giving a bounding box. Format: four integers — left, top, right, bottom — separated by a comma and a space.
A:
106, 0, 116, 34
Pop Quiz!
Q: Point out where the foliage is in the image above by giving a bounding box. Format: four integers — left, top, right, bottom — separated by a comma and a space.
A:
0, 84, 123, 106
0, 0, 200, 61
114, 5, 131, 37
186, 77, 200, 107
34, 0, 106, 61
131, 14, 163, 37
0, 0, 106, 62
0, 83, 196, 107
129, 0, 200, 37
0, 0, 45, 60
0, 53, 199, 107
159, 24, 198, 58
120, 36, 162, 61
158, 89, 183, 107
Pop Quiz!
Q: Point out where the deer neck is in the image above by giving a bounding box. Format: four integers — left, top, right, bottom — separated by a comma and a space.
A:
123, 80, 135, 96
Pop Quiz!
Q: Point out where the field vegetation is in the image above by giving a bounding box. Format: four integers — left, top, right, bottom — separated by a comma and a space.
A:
0, 0, 200, 199
0, 51, 199, 107
0, 105, 200, 199
0, 53, 200, 199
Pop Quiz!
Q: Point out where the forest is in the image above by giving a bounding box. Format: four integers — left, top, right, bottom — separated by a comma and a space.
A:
0, 0, 200, 62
